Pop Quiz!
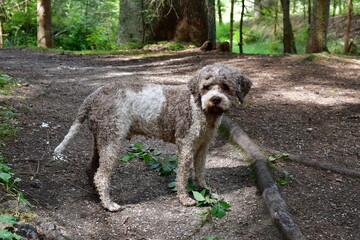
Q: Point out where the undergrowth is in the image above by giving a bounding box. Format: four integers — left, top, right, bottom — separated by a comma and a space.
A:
0, 72, 29, 240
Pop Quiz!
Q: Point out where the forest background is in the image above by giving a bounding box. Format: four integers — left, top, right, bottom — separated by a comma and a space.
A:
0, 0, 359, 55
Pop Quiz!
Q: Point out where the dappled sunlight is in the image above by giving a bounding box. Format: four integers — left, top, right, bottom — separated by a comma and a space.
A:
271, 86, 360, 105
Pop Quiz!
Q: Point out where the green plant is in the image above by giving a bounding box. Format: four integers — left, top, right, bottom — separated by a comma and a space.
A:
0, 214, 22, 240
0, 73, 21, 92
0, 154, 31, 207
119, 142, 178, 176
120, 142, 232, 221
268, 153, 289, 162
277, 171, 293, 185
193, 188, 231, 221
0, 105, 19, 143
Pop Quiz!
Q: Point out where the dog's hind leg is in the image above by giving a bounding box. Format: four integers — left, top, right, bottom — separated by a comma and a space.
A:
86, 136, 100, 188
92, 121, 130, 212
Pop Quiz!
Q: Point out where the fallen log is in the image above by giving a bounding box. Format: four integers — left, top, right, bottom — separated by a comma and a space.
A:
221, 115, 305, 240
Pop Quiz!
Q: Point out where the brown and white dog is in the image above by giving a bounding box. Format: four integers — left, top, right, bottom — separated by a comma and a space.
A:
54, 63, 252, 211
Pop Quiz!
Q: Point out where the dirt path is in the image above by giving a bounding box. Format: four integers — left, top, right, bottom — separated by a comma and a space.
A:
0, 48, 359, 239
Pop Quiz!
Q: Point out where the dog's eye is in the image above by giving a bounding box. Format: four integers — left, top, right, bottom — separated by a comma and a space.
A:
203, 85, 211, 90
221, 84, 230, 91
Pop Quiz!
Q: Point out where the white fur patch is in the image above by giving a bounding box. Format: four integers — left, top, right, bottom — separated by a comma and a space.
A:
201, 86, 231, 112
116, 85, 166, 123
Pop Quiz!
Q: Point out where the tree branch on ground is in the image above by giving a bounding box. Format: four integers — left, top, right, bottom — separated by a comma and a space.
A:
221, 115, 305, 240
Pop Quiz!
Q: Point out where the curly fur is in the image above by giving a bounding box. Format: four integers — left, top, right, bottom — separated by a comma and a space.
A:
54, 63, 252, 211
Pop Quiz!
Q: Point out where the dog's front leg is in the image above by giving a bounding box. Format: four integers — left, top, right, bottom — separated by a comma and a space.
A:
176, 144, 197, 206
193, 143, 210, 190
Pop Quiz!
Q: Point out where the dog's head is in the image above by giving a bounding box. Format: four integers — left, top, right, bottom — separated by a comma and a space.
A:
188, 63, 252, 115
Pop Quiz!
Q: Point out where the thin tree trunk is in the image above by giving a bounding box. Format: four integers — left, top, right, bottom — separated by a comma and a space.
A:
344, 0, 353, 53
217, 0, 223, 24
229, 0, 235, 51
281, 0, 297, 53
332, 0, 337, 17
206, 0, 216, 42
0, 19, 3, 48
274, 0, 279, 34
307, 0, 311, 25
37, 0, 52, 48
238, 0, 245, 54
0, 0, 2, 48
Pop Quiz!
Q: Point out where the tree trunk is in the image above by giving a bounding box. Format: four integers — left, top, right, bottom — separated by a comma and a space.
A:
229, 0, 235, 51
0, 0, 3, 48
118, 0, 212, 47
280, 0, 297, 53
306, 0, 330, 53
206, 0, 216, 43
174, 0, 208, 46
344, 0, 353, 53
238, 0, 245, 54
117, 0, 147, 45
307, 0, 311, 25
37, 0, 52, 48
217, 0, 223, 24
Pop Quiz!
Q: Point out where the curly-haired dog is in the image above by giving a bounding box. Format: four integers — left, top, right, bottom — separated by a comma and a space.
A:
54, 63, 252, 211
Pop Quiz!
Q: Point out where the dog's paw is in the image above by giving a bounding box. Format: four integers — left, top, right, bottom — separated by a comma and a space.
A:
179, 195, 197, 207
105, 202, 124, 212
51, 153, 67, 162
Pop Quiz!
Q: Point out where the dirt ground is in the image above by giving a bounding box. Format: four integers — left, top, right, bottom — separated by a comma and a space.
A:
0, 48, 359, 240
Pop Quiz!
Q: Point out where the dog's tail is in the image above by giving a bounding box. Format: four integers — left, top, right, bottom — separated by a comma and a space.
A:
54, 87, 101, 155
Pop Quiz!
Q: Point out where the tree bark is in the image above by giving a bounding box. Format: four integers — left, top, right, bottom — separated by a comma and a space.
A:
280, 0, 297, 53
206, 0, 216, 43
344, 0, 353, 53
118, 0, 213, 47
37, 0, 52, 48
306, 0, 330, 53
174, 0, 208, 46
0, 0, 3, 48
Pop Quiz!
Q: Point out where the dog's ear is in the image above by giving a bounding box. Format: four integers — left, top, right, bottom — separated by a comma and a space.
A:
187, 75, 201, 103
236, 75, 252, 103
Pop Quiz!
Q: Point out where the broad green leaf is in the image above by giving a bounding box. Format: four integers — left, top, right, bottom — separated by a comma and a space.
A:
0, 172, 11, 182
278, 153, 289, 158
218, 201, 231, 209
192, 191, 206, 202
0, 229, 22, 240
167, 181, 176, 189
211, 205, 226, 218
0, 214, 18, 224
13, 178, 21, 184
268, 156, 276, 162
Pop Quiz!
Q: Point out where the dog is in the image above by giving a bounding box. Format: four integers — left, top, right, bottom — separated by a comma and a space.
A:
54, 63, 252, 211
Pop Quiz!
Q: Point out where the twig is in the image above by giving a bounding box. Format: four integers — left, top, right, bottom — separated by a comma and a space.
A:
265, 148, 360, 178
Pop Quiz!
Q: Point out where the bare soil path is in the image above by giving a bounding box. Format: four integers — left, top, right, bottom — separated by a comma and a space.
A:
0, 48, 359, 240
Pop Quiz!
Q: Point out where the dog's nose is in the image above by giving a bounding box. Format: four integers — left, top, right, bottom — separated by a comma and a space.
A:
211, 96, 222, 105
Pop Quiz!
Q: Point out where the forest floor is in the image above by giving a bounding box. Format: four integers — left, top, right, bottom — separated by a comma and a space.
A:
0, 48, 359, 240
